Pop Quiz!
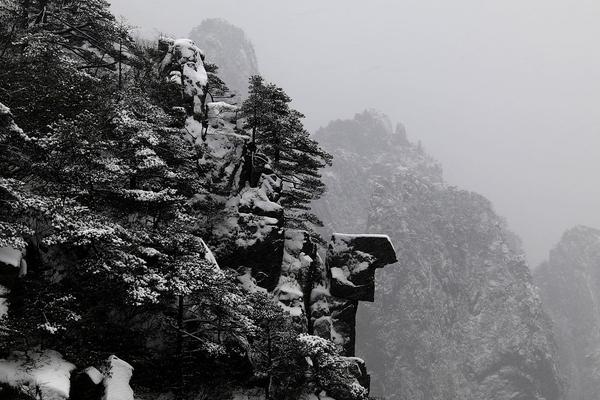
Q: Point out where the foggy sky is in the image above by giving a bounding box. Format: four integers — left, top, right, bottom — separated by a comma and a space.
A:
109, 0, 600, 267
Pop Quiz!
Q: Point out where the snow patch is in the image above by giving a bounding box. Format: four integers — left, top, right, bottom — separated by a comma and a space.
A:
0, 247, 21, 268
102, 355, 134, 400
0, 349, 76, 400
84, 366, 104, 385
237, 269, 267, 294
330, 267, 355, 287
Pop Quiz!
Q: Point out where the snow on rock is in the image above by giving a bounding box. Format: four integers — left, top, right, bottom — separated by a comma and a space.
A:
274, 276, 305, 317
327, 233, 396, 302
102, 355, 134, 400
189, 19, 259, 99
200, 239, 219, 269
272, 230, 323, 323
206, 101, 239, 128
238, 186, 282, 219
208, 162, 284, 291
159, 38, 205, 74
84, 366, 104, 385
0, 247, 22, 269
0, 248, 25, 319
305, 233, 397, 358
0, 349, 76, 400
185, 116, 247, 191
330, 267, 356, 288
159, 38, 208, 127
237, 268, 266, 294
0, 102, 27, 141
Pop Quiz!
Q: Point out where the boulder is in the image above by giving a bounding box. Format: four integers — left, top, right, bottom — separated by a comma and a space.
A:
102, 356, 134, 400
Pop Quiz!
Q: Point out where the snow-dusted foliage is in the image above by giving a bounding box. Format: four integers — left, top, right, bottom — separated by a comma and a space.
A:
297, 334, 368, 400
326, 234, 396, 302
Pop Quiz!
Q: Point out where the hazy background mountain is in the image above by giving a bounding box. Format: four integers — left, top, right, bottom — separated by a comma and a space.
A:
109, 0, 600, 267
313, 110, 562, 399
535, 227, 600, 400
189, 18, 259, 99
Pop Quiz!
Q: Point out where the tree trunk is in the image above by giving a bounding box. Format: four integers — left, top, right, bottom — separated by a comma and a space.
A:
20, 0, 30, 29
266, 328, 272, 400
118, 38, 122, 90
176, 295, 185, 399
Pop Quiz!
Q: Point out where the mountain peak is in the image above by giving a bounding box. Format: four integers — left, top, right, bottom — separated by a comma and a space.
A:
190, 19, 259, 99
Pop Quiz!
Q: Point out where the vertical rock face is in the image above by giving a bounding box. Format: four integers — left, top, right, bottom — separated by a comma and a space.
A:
310, 234, 397, 357
534, 226, 600, 400
190, 19, 259, 100
313, 110, 563, 399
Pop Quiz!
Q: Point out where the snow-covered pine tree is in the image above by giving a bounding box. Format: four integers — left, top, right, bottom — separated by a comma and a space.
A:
0, 8, 258, 391
241, 75, 332, 234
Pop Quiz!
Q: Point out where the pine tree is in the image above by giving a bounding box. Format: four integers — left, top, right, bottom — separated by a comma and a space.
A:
248, 293, 306, 399
204, 62, 233, 102
297, 334, 368, 400
241, 75, 332, 233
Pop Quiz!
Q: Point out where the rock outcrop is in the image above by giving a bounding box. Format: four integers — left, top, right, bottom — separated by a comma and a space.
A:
534, 226, 600, 400
313, 110, 563, 400
308, 233, 397, 358
327, 234, 397, 302
190, 19, 259, 100
159, 38, 209, 122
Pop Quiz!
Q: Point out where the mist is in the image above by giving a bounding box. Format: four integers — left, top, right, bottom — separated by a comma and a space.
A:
109, 0, 600, 266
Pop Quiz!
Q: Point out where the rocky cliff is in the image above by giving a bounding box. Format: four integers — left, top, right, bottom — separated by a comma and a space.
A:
190, 19, 259, 100
534, 226, 600, 400
0, 42, 395, 398
313, 110, 563, 400
312, 110, 441, 238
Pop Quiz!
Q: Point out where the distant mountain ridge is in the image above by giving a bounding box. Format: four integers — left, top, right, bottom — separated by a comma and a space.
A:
313, 109, 563, 400
312, 110, 441, 238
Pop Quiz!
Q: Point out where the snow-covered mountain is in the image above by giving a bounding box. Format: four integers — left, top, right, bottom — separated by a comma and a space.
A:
534, 226, 600, 400
313, 110, 563, 400
312, 110, 441, 237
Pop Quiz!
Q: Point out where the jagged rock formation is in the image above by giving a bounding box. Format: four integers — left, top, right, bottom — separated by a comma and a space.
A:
313, 110, 563, 400
175, 89, 399, 398
309, 234, 397, 360
159, 37, 210, 135
190, 19, 259, 100
0, 71, 395, 400
312, 110, 441, 238
534, 226, 600, 400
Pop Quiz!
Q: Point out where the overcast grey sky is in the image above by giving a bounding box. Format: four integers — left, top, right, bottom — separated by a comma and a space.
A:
110, 0, 600, 266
